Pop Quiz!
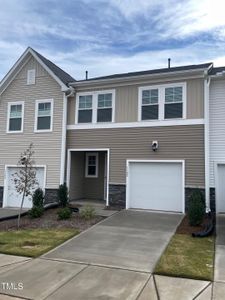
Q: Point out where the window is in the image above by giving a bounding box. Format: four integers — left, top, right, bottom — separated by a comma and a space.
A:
141, 89, 158, 120
78, 95, 93, 123
85, 153, 98, 177
27, 69, 36, 85
139, 83, 186, 121
164, 86, 183, 119
35, 99, 53, 132
76, 90, 115, 124
7, 102, 24, 133
97, 93, 112, 122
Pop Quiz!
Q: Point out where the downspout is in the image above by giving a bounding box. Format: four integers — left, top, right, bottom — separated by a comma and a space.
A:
204, 75, 211, 212
60, 86, 75, 184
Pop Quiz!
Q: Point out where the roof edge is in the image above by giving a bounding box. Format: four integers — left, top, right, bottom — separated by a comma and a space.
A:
70, 65, 212, 87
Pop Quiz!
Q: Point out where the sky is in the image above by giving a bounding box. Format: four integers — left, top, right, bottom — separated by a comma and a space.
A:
0, 0, 225, 80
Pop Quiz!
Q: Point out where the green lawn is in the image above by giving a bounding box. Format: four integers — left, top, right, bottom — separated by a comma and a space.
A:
0, 228, 79, 257
154, 234, 215, 281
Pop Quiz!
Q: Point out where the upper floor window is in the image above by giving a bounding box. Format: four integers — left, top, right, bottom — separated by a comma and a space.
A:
78, 95, 93, 123
76, 90, 115, 124
97, 93, 112, 122
139, 83, 186, 121
35, 99, 53, 132
27, 69, 36, 85
7, 102, 24, 133
141, 89, 158, 120
164, 87, 183, 119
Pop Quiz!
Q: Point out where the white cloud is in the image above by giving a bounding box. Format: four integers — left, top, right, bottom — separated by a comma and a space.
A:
1, 0, 225, 81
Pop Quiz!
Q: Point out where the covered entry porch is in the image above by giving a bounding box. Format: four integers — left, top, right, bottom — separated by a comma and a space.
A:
67, 149, 109, 205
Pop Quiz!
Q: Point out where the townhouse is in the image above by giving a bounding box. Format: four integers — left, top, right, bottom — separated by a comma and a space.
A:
0, 47, 224, 214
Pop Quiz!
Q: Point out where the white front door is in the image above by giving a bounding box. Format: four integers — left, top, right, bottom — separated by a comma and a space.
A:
127, 161, 184, 212
216, 164, 225, 213
5, 167, 45, 208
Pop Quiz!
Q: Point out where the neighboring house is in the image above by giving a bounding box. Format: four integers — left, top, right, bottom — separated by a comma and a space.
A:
1, 47, 224, 214
208, 67, 225, 213
0, 47, 75, 208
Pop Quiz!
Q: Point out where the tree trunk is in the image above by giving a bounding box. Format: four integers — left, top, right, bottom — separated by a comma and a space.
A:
17, 190, 26, 230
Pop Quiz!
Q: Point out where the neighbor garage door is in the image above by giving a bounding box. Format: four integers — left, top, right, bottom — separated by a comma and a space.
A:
4, 167, 45, 208
127, 161, 184, 212
216, 164, 225, 213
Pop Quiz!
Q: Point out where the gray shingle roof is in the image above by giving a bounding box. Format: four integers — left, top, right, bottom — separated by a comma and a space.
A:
209, 66, 225, 75
76, 62, 213, 83
31, 48, 75, 85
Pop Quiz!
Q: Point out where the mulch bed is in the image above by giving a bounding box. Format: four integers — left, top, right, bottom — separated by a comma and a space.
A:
0, 208, 104, 231
176, 214, 213, 235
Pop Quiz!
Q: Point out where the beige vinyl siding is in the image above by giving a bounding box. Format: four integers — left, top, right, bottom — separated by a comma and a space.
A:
69, 151, 105, 200
68, 78, 204, 124
67, 97, 76, 125
67, 125, 205, 187
0, 56, 64, 188
70, 152, 84, 199
186, 79, 204, 119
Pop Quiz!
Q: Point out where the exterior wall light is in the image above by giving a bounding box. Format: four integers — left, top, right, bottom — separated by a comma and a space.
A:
152, 141, 159, 152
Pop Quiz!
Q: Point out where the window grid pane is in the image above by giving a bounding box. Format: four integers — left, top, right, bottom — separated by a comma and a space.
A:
97, 108, 112, 122
79, 95, 93, 109
10, 105, 22, 118
165, 87, 183, 103
9, 118, 22, 131
78, 110, 92, 123
38, 102, 51, 117
165, 103, 183, 119
37, 116, 51, 130
98, 93, 112, 108
142, 89, 158, 105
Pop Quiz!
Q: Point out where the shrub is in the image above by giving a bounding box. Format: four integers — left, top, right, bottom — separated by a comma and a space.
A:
32, 188, 44, 208
57, 207, 72, 220
29, 206, 44, 218
80, 205, 96, 220
58, 183, 69, 207
188, 190, 205, 226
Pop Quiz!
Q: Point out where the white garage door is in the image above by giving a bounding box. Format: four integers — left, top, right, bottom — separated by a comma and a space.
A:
127, 161, 184, 212
4, 167, 45, 208
216, 164, 225, 213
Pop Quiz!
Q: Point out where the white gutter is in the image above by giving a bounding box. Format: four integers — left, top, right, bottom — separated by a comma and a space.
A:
204, 76, 211, 211
60, 86, 75, 184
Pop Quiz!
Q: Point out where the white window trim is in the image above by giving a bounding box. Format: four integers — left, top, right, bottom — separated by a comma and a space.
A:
85, 152, 99, 178
34, 99, 54, 133
75, 90, 115, 124
7, 101, 24, 134
138, 82, 187, 121
27, 69, 36, 85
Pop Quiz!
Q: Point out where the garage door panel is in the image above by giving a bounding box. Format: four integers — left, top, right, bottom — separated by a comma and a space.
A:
128, 162, 183, 212
5, 167, 45, 209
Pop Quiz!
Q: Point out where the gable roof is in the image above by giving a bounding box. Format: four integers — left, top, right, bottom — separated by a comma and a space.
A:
0, 47, 75, 94
74, 62, 213, 84
31, 48, 75, 85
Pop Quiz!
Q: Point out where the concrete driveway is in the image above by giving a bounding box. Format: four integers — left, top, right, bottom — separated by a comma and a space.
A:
0, 210, 189, 300
44, 210, 182, 272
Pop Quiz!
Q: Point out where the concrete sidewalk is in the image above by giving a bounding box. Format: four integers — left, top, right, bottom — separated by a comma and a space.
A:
0, 255, 213, 300
214, 214, 225, 298
0, 208, 28, 221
